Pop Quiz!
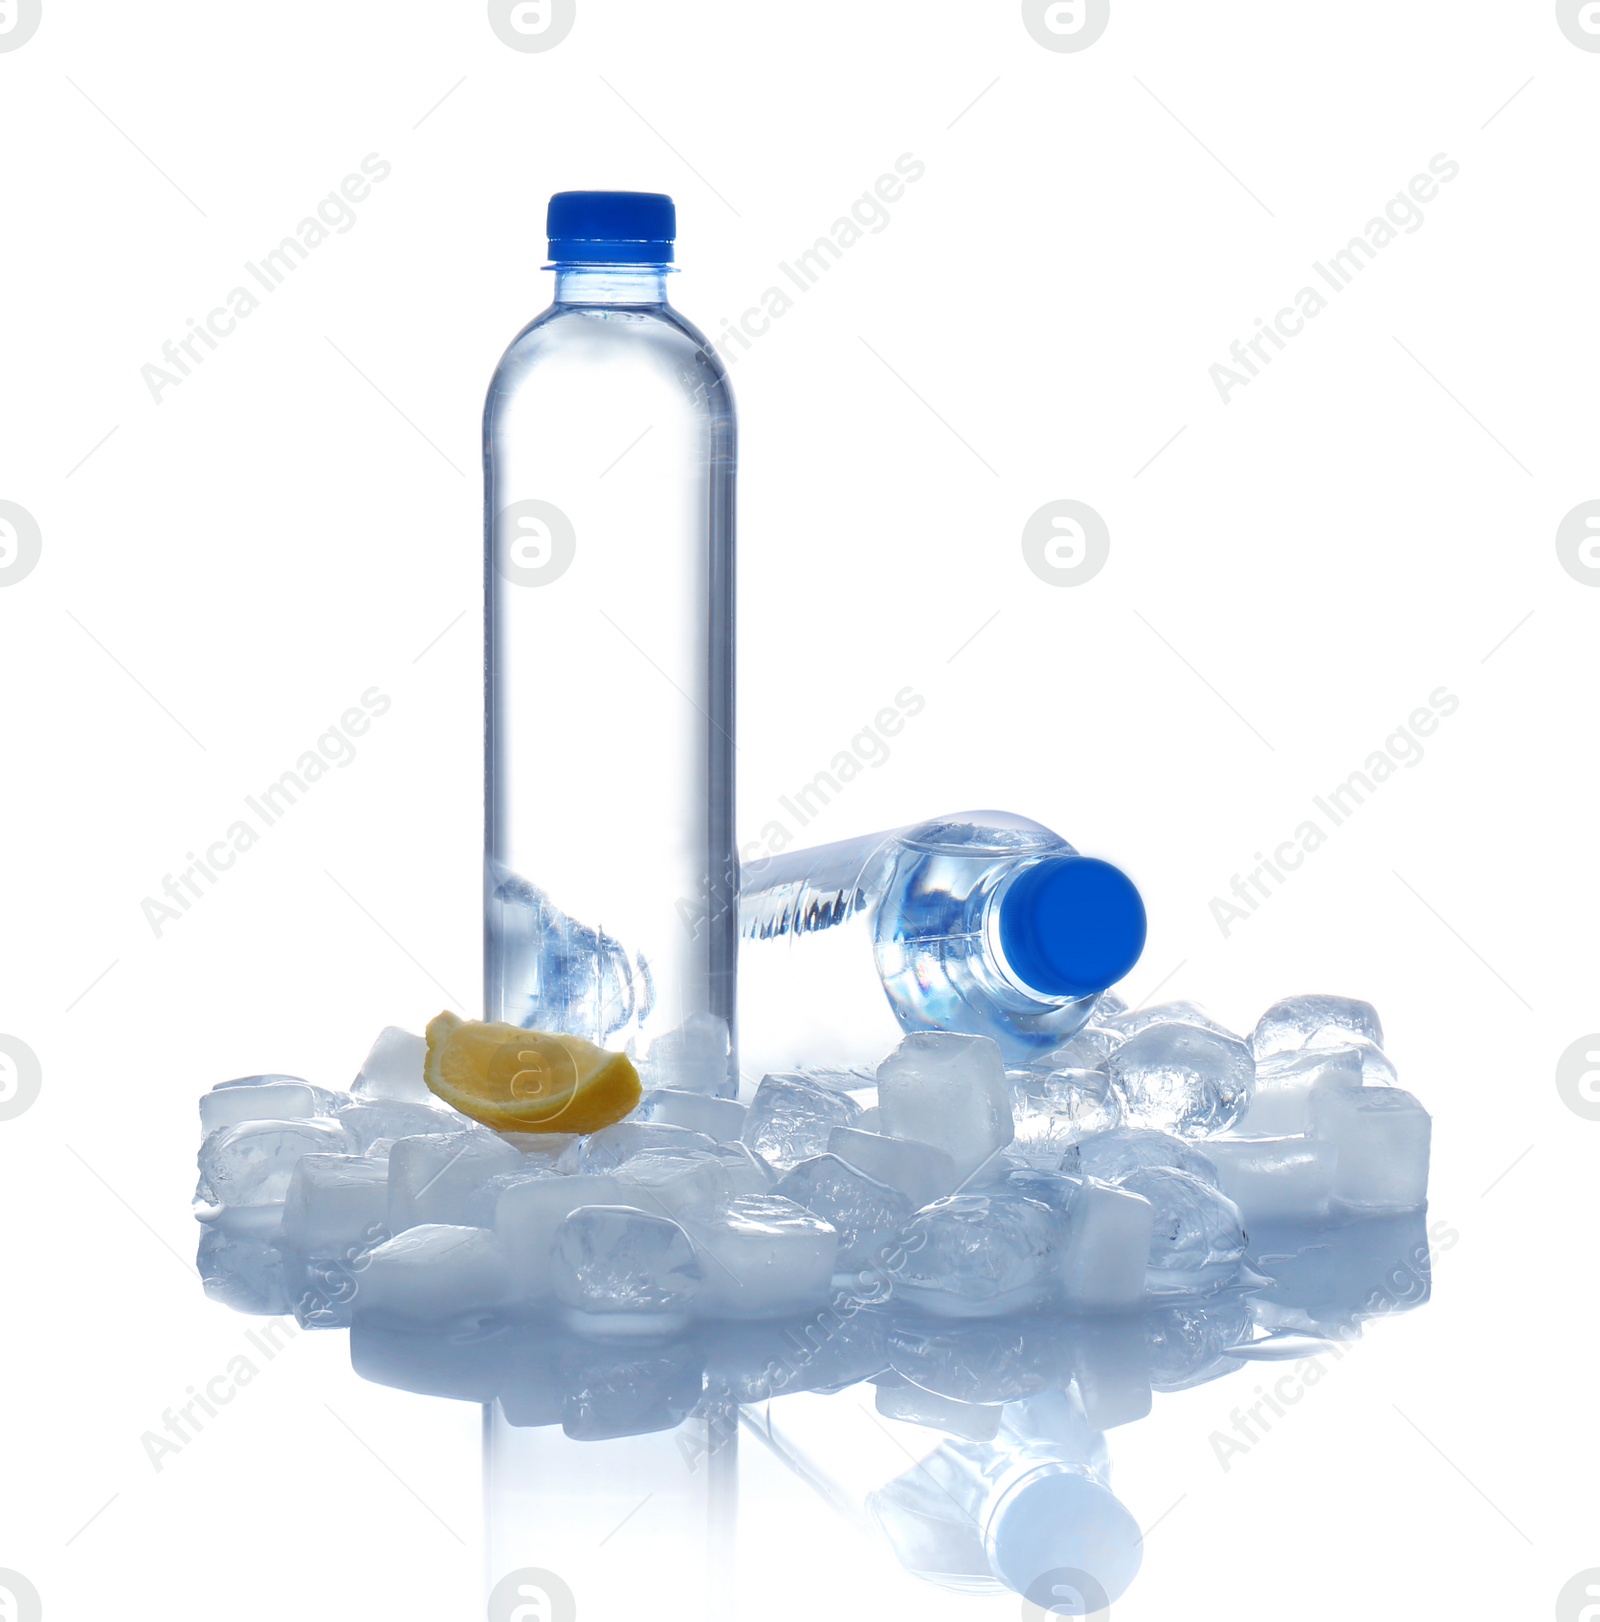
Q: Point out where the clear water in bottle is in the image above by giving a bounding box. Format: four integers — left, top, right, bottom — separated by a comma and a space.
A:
484, 192, 736, 1078
737, 810, 1145, 1078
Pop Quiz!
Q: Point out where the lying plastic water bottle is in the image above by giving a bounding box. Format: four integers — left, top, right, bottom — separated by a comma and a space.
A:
483, 192, 737, 1056
737, 811, 1145, 1075
742, 1383, 1142, 1609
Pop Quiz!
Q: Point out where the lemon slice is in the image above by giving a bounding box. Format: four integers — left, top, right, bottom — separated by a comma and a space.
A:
424, 1011, 640, 1134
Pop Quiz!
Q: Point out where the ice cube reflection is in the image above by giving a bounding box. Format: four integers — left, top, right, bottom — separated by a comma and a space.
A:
327, 1207, 1435, 1615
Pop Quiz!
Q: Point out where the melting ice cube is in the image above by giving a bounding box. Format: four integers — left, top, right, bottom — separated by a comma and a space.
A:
1118, 1167, 1247, 1296
352, 1027, 431, 1104
1311, 1085, 1431, 1211
876, 1033, 1014, 1181
552, 1206, 704, 1331
1251, 994, 1383, 1061
199, 1117, 349, 1209
684, 1194, 839, 1319
282, 1154, 390, 1256
893, 1191, 1058, 1317
1108, 1023, 1254, 1137
742, 1073, 860, 1170
774, 1153, 915, 1274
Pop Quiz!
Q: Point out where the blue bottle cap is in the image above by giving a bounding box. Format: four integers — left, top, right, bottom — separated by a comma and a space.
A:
996, 856, 1147, 1000
546, 191, 676, 265
986, 1468, 1143, 1609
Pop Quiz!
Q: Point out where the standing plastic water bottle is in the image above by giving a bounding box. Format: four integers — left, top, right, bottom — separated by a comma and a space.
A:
483, 192, 736, 1080
737, 811, 1145, 1076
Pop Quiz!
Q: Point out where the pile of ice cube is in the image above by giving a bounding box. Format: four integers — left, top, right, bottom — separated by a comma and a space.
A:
195, 993, 1430, 1335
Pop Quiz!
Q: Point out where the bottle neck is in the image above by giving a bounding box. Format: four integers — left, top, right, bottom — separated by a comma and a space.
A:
551, 264, 671, 306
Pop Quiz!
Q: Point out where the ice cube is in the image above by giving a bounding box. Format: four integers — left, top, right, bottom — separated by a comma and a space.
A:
499, 1131, 580, 1158
1005, 1165, 1081, 1213
875, 1382, 1002, 1442
639, 1088, 747, 1142
197, 1225, 293, 1316
1145, 1296, 1255, 1391
352, 1317, 514, 1405
282, 1154, 390, 1255
876, 1033, 1014, 1181
1108, 1023, 1254, 1136
1238, 1047, 1363, 1135
1306, 1029, 1398, 1086
353, 1224, 512, 1324
557, 1339, 708, 1440
1102, 1000, 1237, 1041
769, 1066, 878, 1105
699, 1141, 776, 1197
773, 1153, 915, 1274
557, 1121, 716, 1174
1064, 1316, 1153, 1427
641, 1012, 733, 1095
199, 1117, 350, 1208
827, 1127, 958, 1208
1092, 990, 1129, 1023
200, 1077, 345, 1136
1310, 1085, 1431, 1211
352, 1026, 431, 1103
1031, 1027, 1117, 1074
961, 1146, 1035, 1188
552, 1206, 704, 1331
1251, 994, 1383, 1061
612, 1146, 735, 1220
742, 1073, 861, 1170
336, 1098, 463, 1154
894, 1192, 1058, 1317
1118, 1167, 1247, 1295
1248, 1208, 1432, 1329
882, 1316, 1057, 1405
387, 1132, 526, 1231
1075, 1128, 1220, 1186
291, 1249, 370, 1330
1058, 1179, 1156, 1313
684, 1194, 839, 1319
495, 1173, 621, 1300
1010, 1068, 1121, 1167
1201, 1136, 1338, 1223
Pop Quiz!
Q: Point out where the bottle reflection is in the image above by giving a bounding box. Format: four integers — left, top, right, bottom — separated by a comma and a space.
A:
206, 1206, 1434, 1614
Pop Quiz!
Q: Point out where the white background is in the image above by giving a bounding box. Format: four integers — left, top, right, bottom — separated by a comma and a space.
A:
1, 2, 1596, 1618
